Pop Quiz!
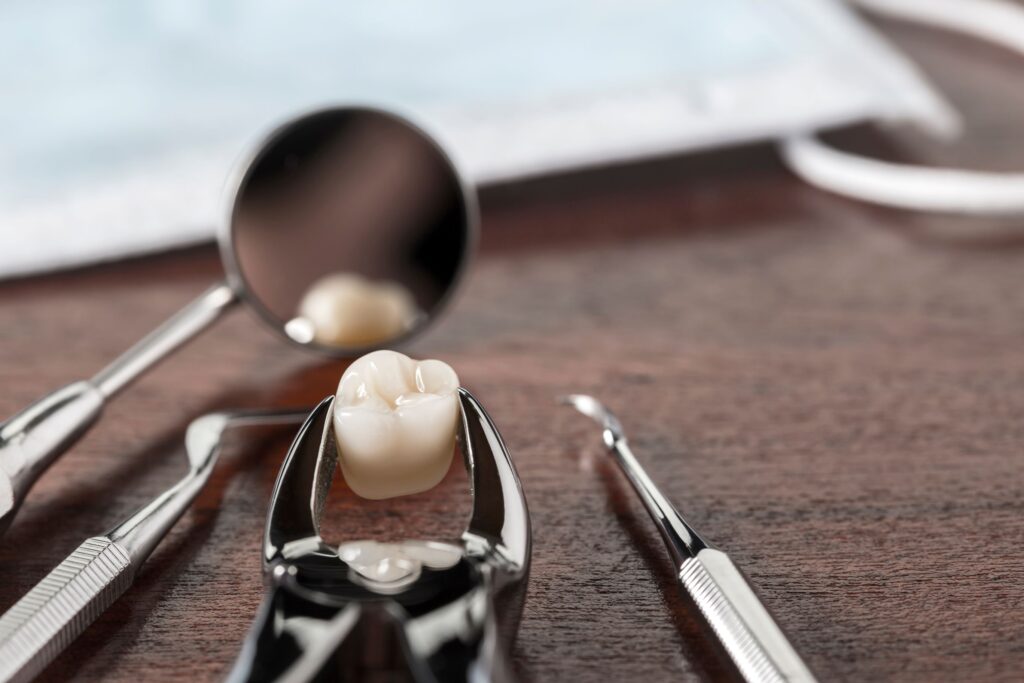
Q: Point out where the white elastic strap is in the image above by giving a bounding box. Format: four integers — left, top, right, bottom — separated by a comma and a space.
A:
779, 0, 1024, 215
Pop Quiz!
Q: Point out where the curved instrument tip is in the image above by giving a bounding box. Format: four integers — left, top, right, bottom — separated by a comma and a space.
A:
560, 394, 625, 447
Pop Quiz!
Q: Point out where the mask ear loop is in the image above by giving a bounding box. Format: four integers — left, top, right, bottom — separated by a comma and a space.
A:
779, 0, 1024, 215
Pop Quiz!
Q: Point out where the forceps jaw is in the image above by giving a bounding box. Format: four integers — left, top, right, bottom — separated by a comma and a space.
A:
457, 388, 531, 578
457, 387, 531, 671
263, 396, 337, 564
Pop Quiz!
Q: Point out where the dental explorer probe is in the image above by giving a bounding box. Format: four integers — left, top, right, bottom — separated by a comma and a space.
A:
562, 394, 817, 683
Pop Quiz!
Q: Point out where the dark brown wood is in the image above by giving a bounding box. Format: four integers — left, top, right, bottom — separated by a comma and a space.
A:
1, 17, 1023, 682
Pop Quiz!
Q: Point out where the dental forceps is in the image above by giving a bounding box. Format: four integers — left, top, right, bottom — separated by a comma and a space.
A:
227, 388, 531, 683
564, 394, 817, 683
0, 410, 306, 683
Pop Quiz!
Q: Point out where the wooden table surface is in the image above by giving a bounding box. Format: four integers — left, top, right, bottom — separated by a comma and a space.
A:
2, 17, 1023, 683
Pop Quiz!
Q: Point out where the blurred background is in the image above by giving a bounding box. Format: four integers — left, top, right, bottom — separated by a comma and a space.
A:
0, 0, 979, 277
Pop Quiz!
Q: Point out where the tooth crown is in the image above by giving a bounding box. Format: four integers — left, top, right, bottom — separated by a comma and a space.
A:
333, 351, 460, 500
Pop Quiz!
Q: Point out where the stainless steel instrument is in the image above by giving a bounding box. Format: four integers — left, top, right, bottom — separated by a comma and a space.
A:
0, 410, 306, 683
227, 389, 530, 682
563, 394, 817, 683
0, 105, 477, 539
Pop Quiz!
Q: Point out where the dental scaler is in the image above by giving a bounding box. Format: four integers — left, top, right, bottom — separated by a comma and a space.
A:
564, 394, 816, 683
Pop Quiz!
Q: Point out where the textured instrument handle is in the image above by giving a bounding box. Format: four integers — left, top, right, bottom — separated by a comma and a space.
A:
0, 537, 133, 683
679, 549, 817, 683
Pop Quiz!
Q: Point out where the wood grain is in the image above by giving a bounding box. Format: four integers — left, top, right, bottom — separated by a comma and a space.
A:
1, 16, 1023, 682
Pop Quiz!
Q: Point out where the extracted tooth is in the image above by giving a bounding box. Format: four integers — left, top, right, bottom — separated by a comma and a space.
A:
295, 273, 417, 347
333, 350, 460, 499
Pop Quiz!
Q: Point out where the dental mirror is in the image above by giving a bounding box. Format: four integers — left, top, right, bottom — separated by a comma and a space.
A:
0, 105, 476, 536
226, 107, 474, 354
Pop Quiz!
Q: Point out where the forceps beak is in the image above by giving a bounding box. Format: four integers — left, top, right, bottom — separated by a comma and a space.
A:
263, 396, 337, 564
458, 388, 531, 577
456, 388, 532, 674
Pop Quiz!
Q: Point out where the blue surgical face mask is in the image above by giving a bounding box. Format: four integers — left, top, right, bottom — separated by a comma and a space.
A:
0, 0, 976, 276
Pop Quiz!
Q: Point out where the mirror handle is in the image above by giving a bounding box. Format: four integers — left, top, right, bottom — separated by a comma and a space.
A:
91, 281, 237, 398
0, 281, 238, 539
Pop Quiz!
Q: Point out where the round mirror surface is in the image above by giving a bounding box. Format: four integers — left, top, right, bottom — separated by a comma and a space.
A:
225, 106, 475, 354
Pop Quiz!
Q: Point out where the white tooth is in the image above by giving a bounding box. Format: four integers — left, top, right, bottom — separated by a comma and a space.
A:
333, 350, 460, 499
296, 273, 416, 347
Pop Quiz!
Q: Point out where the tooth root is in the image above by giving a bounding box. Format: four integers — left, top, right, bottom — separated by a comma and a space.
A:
333, 350, 459, 499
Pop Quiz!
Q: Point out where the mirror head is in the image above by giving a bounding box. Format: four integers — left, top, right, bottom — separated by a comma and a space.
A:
222, 106, 476, 356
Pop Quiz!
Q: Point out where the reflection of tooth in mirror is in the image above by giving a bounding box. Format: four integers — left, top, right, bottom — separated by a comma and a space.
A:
229, 107, 474, 355
333, 350, 459, 500
337, 540, 462, 593
291, 273, 418, 347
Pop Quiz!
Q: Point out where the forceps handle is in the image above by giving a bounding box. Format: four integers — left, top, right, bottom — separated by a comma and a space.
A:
0, 536, 134, 683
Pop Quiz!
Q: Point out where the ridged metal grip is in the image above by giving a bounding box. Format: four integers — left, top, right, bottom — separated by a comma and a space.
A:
679, 550, 816, 683
0, 537, 133, 683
